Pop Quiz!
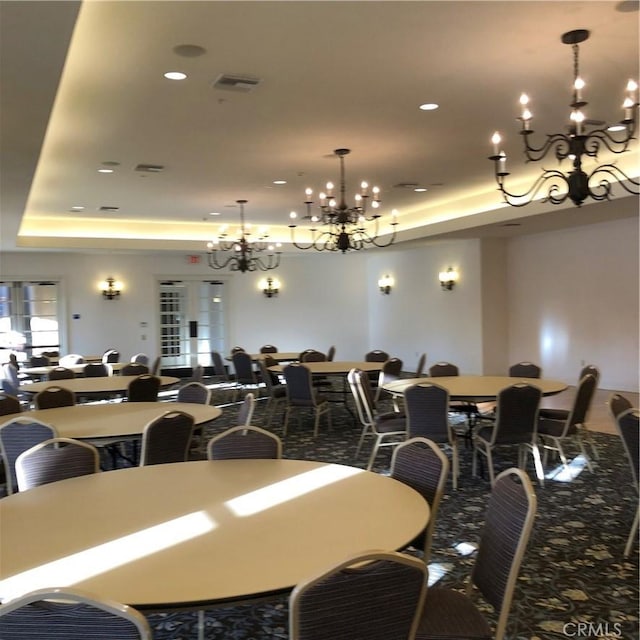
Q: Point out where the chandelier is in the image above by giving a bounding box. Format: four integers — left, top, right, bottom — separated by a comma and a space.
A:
489, 29, 639, 208
288, 148, 398, 253
206, 200, 281, 273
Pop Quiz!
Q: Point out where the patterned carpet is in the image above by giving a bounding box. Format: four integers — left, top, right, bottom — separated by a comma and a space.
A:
143, 389, 639, 640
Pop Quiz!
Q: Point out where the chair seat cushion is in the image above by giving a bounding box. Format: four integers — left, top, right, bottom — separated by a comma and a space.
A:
416, 587, 492, 640
374, 416, 406, 433
538, 417, 574, 437
539, 408, 569, 420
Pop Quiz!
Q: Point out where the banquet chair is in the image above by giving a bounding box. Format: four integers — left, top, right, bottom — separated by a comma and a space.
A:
258, 357, 287, 427
415, 352, 427, 377
207, 425, 282, 460
0, 393, 22, 417
83, 362, 112, 377
365, 349, 390, 363
537, 373, 598, 471
120, 362, 149, 376
414, 468, 537, 640
404, 382, 459, 489
177, 381, 211, 405
472, 383, 543, 487
58, 354, 84, 367
326, 345, 336, 361
47, 366, 75, 381
300, 349, 332, 389
231, 346, 246, 354
34, 386, 75, 410
188, 364, 204, 383
615, 408, 639, 557
127, 374, 160, 402
232, 351, 262, 400
374, 357, 404, 404
608, 392, 633, 422
0, 417, 57, 495
237, 392, 255, 427
390, 437, 449, 564
0, 587, 151, 640
130, 352, 149, 365
289, 550, 427, 640
102, 349, 120, 363
139, 410, 194, 466
348, 368, 406, 470
260, 344, 278, 353
15, 437, 100, 491
150, 356, 161, 376
28, 355, 50, 367
283, 363, 331, 437
508, 361, 542, 378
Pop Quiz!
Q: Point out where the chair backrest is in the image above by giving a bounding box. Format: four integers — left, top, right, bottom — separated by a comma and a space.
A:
83, 362, 111, 377
300, 349, 326, 363
491, 383, 542, 445
404, 383, 451, 443
127, 374, 160, 402
415, 353, 427, 377
616, 408, 639, 488
566, 373, 598, 432
579, 364, 600, 386
34, 386, 75, 410
390, 437, 449, 562
177, 381, 211, 405
238, 392, 256, 426
16, 437, 100, 491
232, 351, 256, 384
48, 366, 75, 380
0, 393, 22, 417
428, 361, 459, 377
260, 344, 278, 353
29, 355, 50, 367
150, 356, 161, 376
608, 392, 633, 421
378, 357, 403, 386
283, 364, 316, 405
365, 350, 389, 363
190, 364, 204, 383
0, 587, 151, 640
508, 361, 541, 378
59, 354, 84, 367
207, 425, 282, 460
120, 363, 150, 376
130, 353, 149, 365
211, 351, 228, 379
102, 349, 120, 363
258, 357, 281, 390
0, 417, 57, 494
289, 550, 427, 640
471, 468, 537, 640
231, 346, 246, 354
326, 345, 336, 361
139, 411, 194, 466
348, 368, 376, 429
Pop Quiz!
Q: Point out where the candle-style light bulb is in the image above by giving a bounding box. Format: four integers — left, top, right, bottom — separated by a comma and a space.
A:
574, 77, 585, 102
491, 132, 502, 155
326, 182, 334, 196
289, 211, 297, 220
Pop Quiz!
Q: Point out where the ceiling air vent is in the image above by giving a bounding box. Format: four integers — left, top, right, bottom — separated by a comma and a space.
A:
98, 206, 120, 212
135, 164, 164, 173
212, 73, 261, 92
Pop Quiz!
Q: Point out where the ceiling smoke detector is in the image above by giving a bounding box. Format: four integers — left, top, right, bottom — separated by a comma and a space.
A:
212, 73, 262, 92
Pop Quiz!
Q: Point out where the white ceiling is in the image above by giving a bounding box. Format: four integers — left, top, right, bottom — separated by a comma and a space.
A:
1, 0, 638, 255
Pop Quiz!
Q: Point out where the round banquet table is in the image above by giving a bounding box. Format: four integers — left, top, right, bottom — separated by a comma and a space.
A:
228, 352, 301, 363
0, 459, 429, 610
383, 375, 568, 401
19, 375, 179, 397
13, 402, 222, 441
269, 360, 383, 375
20, 362, 126, 377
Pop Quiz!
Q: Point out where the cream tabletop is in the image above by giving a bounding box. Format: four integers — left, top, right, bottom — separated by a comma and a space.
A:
11, 402, 222, 440
383, 375, 568, 401
0, 459, 429, 609
19, 375, 179, 396
20, 362, 126, 377
269, 361, 383, 375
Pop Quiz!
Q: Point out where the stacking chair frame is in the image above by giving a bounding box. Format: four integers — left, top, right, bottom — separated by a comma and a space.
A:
283, 363, 331, 437
207, 425, 282, 460
139, 410, 194, 466
615, 407, 639, 557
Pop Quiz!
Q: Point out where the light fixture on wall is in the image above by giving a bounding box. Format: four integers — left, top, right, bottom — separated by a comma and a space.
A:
288, 148, 398, 253
259, 276, 280, 298
207, 200, 282, 273
378, 274, 394, 295
439, 267, 458, 291
489, 29, 639, 207
100, 277, 122, 300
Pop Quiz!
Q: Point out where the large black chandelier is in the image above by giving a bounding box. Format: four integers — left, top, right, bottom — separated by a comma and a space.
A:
288, 148, 398, 253
489, 29, 639, 208
207, 200, 281, 273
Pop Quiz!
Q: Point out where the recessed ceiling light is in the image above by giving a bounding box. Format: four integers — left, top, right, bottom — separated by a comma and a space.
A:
164, 71, 187, 80
97, 168, 113, 173
414, 187, 428, 192
70, 206, 85, 211
209, 212, 221, 216
419, 103, 439, 111
273, 180, 287, 185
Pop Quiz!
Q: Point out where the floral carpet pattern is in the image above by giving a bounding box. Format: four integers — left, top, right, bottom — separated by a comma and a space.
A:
138, 392, 637, 639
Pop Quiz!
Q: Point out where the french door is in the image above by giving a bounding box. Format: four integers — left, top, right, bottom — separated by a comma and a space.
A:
158, 280, 226, 368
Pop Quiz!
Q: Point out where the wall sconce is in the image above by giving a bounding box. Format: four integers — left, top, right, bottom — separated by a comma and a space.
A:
438, 267, 459, 291
100, 277, 122, 300
259, 277, 280, 298
378, 274, 394, 295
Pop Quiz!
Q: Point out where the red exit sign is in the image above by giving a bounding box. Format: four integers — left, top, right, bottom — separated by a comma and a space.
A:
187, 255, 201, 264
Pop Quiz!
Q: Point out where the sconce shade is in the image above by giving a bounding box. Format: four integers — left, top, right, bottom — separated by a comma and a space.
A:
100, 277, 122, 300
378, 274, 394, 294
438, 267, 458, 291
259, 277, 280, 298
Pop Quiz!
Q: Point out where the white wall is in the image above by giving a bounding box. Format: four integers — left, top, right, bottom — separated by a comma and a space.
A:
507, 216, 639, 391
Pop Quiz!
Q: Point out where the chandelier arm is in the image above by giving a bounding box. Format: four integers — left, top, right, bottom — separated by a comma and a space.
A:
496, 168, 572, 207
521, 133, 573, 163
588, 164, 640, 196
208, 251, 241, 270
582, 129, 637, 156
